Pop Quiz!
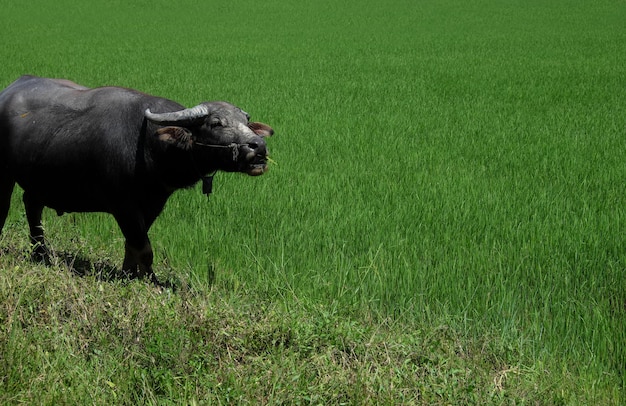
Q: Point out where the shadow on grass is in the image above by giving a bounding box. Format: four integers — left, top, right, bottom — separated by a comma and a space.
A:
50, 251, 177, 290
55, 251, 129, 282
1, 239, 178, 290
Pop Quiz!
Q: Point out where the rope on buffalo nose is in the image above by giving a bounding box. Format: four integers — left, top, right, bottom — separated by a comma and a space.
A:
194, 142, 239, 162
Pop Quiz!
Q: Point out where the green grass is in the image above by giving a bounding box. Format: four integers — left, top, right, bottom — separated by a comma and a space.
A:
1, 0, 625, 403
0, 254, 617, 404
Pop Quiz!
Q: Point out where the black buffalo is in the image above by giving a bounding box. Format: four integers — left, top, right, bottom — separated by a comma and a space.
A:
0, 75, 273, 284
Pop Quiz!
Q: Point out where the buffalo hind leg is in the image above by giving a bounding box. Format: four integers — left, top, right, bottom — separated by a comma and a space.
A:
23, 191, 50, 263
0, 177, 15, 235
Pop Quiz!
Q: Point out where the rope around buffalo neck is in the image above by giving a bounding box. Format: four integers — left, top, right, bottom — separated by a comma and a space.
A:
190, 142, 240, 198
202, 172, 217, 196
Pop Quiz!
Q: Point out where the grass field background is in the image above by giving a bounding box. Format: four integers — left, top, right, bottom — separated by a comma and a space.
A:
0, 0, 624, 403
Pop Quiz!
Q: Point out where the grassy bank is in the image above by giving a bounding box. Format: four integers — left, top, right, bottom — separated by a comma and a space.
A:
0, 248, 619, 404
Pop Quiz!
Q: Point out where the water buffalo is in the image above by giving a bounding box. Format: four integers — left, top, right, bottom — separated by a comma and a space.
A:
0, 75, 273, 284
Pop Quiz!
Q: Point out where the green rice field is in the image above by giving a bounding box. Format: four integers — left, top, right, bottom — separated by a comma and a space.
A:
0, 0, 624, 403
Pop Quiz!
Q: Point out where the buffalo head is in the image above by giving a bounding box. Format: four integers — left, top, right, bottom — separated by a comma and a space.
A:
145, 101, 273, 176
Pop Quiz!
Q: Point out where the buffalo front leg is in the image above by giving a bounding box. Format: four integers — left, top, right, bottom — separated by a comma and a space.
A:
115, 212, 159, 285
122, 241, 157, 283
23, 191, 50, 263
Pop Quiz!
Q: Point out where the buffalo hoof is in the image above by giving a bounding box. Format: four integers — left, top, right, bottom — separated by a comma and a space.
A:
30, 243, 52, 265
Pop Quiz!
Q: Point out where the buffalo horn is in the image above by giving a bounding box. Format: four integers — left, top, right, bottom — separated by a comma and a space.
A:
144, 104, 210, 126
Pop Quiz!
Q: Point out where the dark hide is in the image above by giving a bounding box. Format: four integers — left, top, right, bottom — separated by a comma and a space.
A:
0, 75, 273, 284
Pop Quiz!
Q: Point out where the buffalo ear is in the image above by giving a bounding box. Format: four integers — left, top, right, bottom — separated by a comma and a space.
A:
248, 122, 274, 137
155, 127, 193, 150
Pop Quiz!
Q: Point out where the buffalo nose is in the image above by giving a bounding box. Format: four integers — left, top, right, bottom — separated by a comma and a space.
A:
248, 136, 267, 155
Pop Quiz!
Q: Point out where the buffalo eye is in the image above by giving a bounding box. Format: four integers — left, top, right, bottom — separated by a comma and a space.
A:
208, 119, 223, 129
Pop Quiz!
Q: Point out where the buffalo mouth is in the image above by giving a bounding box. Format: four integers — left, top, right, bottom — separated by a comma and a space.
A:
247, 122, 273, 176
246, 158, 268, 176
240, 141, 268, 176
